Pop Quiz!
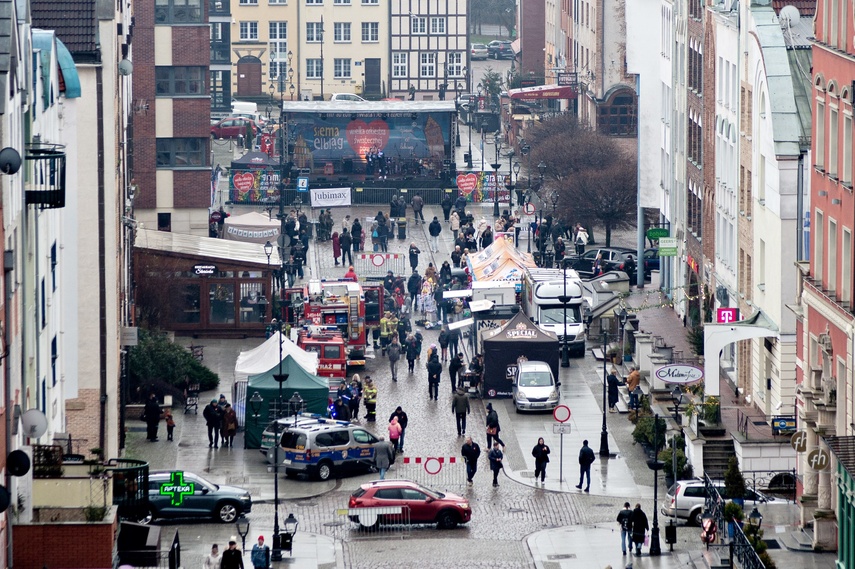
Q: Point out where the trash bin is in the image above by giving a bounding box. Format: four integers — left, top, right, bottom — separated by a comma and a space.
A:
306, 220, 315, 239
665, 521, 677, 545
543, 252, 555, 268
397, 218, 407, 239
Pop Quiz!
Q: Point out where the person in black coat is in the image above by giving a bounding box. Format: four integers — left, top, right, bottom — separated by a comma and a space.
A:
576, 439, 595, 491
339, 229, 353, 266
351, 218, 363, 253
143, 393, 162, 442
426, 354, 442, 401
389, 406, 409, 453
441, 194, 453, 221
221, 539, 244, 569
407, 270, 422, 310
408, 243, 421, 271
630, 504, 649, 555
607, 367, 622, 412
203, 399, 222, 448
461, 436, 481, 484
448, 352, 464, 390
405, 334, 419, 373
531, 437, 551, 483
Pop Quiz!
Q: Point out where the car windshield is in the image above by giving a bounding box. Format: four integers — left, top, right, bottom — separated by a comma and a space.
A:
416, 484, 444, 499
540, 306, 581, 324
519, 371, 553, 387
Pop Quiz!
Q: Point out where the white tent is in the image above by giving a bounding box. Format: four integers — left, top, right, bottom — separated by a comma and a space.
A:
234, 332, 319, 383
222, 211, 282, 244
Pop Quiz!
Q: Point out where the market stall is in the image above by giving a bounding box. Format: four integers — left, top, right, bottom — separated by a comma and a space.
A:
481, 312, 559, 398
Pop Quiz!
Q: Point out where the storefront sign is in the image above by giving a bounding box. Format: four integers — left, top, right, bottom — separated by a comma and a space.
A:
557, 72, 578, 87
646, 227, 669, 240
159, 471, 195, 506
659, 237, 678, 256
654, 364, 704, 385
193, 264, 217, 275
505, 322, 537, 339
716, 308, 739, 323
687, 254, 699, 272
310, 187, 352, 208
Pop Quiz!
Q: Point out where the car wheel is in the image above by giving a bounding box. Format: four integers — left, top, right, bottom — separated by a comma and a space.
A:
137, 506, 156, 525
690, 508, 703, 527
316, 461, 334, 481
217, 502, 240, 523
436, 510, 459, 530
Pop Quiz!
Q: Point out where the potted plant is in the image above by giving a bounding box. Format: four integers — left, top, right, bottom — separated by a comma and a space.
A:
723, 501, 744, 538
724, 456, 746, 507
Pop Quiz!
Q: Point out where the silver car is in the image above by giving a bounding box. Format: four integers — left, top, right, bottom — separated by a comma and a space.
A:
661, 479, 776, 526
470, 44, 489, 60
513, 361, 560, 412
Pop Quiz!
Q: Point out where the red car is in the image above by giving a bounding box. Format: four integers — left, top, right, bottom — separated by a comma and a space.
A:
348, 479, 471, 529
211, 117, 258, 139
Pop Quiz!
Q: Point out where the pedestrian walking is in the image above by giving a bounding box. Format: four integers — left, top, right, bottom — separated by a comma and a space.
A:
448, 327, 460, 358
461, 436, 481, 484
220, 538, 244, 569
576, 439, 596, 491
351, 218, 363, 253
450, 210, 460, 241
349, 375, 363, 419
438, 327, 450, 362
388, 416, 403, 453
340, 229, 353, 266
389, 406, 409, 452
387, 335, 402, 381
374, 436, 395, 479
607, 367, 622, 412
574, 224, 589, 255
616, 502, 634, 555
411, 192, 425, 224
164, 409, 176, 441
448, 352, 464, 391
221, 403, 237, 447
451, 387, 470, 436
363, 378, 378, 422
488, 441, 504, 487
405, 334, 419, 373
485, 403, 505, 448
204, 399, 221, 448
532, 437, 551, 483
441, 193, 452, 222
250, 536, 269, 569
408, 242, 421, 271
426, 353, 442, 400
627, 367, 641, 409
631, 504, 649, 555
143, 392, 162, 442
428, 216, 442, 252
203, 544, 221, 569
332, 231, 341, 266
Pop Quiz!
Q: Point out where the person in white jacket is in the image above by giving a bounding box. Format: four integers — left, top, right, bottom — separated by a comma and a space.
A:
202, 544, 221, 569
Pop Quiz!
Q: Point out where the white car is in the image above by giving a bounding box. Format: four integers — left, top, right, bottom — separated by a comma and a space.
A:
513, 360, 560, 412
329, 93, 366, 102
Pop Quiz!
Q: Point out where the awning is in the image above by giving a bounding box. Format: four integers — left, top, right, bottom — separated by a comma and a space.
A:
509, 84, 576, 100
511, 39, 521, 55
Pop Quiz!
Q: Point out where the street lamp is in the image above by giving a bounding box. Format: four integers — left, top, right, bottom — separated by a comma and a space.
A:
671, 386, 684, 424
249, 392, 263, 427
648, 413, 663, 556
513, 161, 522, 207
270, 369, 289, 562
290, 392, 304, 427
618, 308, 628, 365
235, 515, 250, 556
748, 507, 763, 531
537, 161, 547, 190
506, 149, 515, 209
264, 240, 274, 324
490, 131, 502, 218
281, 513, 299, 556
599, 321, 611, 457
557, 259, 571, 368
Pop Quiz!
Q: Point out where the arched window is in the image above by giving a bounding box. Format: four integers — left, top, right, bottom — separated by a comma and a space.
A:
597, 87, 637, 136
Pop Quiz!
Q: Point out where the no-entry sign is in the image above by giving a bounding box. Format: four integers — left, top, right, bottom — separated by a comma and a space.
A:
553, 405, 571, 423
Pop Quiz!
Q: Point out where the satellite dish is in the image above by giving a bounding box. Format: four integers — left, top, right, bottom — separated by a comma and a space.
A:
0, 486, 10, 513
7, 450, 30, 476
21, 409, 48, 439
0, 147, 22, 175
780, 5, 800, 27
118, 59, 134, 76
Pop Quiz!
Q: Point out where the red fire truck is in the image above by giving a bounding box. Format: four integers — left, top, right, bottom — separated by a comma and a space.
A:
285, 279, 384, 367
295, 327, 348, 397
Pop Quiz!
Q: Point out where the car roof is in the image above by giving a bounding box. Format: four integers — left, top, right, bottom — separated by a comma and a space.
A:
361, 479, 421, 490
518, 360, 551, 371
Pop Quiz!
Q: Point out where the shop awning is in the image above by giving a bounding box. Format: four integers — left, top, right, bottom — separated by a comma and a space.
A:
135, 228, 283, 267
511, 39, 521, 55
509, 84, 576, 100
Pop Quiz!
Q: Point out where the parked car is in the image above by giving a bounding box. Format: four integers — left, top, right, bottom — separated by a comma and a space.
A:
139, 470, 252, 524
211, 116, 258, 139
487, 40, 514, 60
470, 43, 489, 60
513, 360, 561, 412
329, 93, 366, 102
276, 416, 380, 480
348, 479, 472, 529
661, 479, 779, 526
564, 247, 647, 280
644, 247, 660, 275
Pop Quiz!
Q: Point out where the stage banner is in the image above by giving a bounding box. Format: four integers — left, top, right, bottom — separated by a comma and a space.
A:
310, 187, 352, 208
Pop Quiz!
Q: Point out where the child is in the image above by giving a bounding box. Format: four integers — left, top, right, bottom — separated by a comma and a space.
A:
164, 410, 176, 441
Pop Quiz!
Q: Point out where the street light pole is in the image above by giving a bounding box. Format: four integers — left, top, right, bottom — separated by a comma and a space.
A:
599, 326, 611, 457
506, 149, 515, 209
271, 361, 290, 562
491, 132, 501, 218
649, 414, 663, 555
558, 259, 570, 367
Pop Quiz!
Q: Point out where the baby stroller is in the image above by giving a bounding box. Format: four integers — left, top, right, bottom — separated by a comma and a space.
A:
184, 383, 200, 414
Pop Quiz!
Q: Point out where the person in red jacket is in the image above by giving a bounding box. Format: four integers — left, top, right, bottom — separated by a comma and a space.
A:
343, 265, 358, 281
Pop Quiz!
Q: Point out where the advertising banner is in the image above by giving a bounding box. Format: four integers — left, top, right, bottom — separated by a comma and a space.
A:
229, 169, 281, 204
310, 187, 352, 208
454, 172, 511, 204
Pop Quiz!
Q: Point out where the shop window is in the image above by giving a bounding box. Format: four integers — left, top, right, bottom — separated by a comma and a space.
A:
239, 282, 267, 323
209, 283, 235, 324
172, 284, 201, 323
597, 88, 637, 136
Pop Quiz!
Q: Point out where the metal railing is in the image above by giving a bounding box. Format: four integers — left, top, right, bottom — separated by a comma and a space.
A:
703, 473, 725, 544
730, 521, 766, 569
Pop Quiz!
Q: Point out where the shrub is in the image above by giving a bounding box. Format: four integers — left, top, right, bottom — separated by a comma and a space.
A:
724, 456, 746, 501
687, 325, 704, 356
129, 329, 219, 403
632, 415, 667, 452
723, 501, 744, 523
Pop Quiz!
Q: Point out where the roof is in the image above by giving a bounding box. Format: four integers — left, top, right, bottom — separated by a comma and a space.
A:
771, 0, 815, 16
135, 227, 283, 267
822, 436, 855, 479
280, 101, 457, 114
31, 0, 99, 63
483, 311, 558, 344
32, 30, 81, 99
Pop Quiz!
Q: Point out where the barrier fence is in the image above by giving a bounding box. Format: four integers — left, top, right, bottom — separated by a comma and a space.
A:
330, 506, 413, 540
394, 456, 467, 488
354, 253, 407, 280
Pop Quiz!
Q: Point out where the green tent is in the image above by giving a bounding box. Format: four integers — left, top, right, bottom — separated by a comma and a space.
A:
244, 355, 331, 449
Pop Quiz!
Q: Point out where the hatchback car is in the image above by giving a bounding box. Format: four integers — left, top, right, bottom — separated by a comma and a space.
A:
329, 93, 366, 102
211, 117, 258, 139
348, 479, 471, 529
488, 40, 514, 59
644, 247, 660, 272
470, 43, 489, 60
139, 471, 252, 524
661, 479, 777, 526
513, 360, 560, 412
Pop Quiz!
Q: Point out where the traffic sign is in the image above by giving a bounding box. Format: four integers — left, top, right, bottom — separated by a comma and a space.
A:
523, 202, 536, 215
553, 423, 572, 435
297, 176, 309, 192
553, 405, 571, 423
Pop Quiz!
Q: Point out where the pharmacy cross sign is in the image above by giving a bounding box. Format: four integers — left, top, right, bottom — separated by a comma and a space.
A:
159, 471, 195, 506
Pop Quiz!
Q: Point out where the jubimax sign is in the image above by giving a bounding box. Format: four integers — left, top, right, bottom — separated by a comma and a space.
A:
310, 187, 352, 208
654, 364, 704, 385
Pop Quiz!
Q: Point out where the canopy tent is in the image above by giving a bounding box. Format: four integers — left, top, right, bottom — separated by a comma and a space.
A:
243, 356, 331, 448
235, 332, 319, 383
222, 211, 281, 244
230, 151, 279, 170
481, 312, 559, 398
468, 237, 536, 283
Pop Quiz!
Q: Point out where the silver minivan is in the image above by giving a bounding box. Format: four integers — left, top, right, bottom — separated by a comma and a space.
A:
513, 361, 560, 412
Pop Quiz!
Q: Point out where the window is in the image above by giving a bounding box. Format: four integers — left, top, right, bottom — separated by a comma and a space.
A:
334, 0, 350, 3
156, 138, 207, 168
392, 53, 407, 78
306, 58, 323, 78
51, 336, 58, 386
323, 345, 342, 359
307, 22, 323, 42
362, 22, 379, 42
816, 101, 825, 169
269, 0, 286, 5
430, 17, 446, 34
352, 429, 377, 444
374, 488, 403, 500
362, 0, 378, 3
334, 58, 351, 78
50, 243, 57, 291
401, 488, 428, 500
419, 52, 436, 77
829, 107, 839, 178
843, 228, 852, 304
829, 219, 838, 290
845, 114, 853, 185
157, 212, 172, 232
239, 21, 258, 41
597, 88, 637, 136
411, 16, 427, 34
306, 0, 322, 3
758, 239, 766, 286
815, 210, 824, 283
447, 52, 463, 77
758, 154, 766, 203
239, 0, 257, 4
269, 22, 288, 79
210, 70, 230, 109
334, 22, 351, 42
154, 0, 202, 23
156, 66, 206, 95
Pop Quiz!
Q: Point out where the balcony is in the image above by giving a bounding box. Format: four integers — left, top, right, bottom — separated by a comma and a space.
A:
25, 142, 66, 209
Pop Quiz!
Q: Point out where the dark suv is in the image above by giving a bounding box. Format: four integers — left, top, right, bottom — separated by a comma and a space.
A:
140, 470, 252, 524
487, 40, 514, 60
564, 248, 646, 280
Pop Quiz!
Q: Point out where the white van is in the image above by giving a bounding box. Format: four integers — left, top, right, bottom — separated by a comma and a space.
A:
521, 268, 587, 357
231, 101, 258, 115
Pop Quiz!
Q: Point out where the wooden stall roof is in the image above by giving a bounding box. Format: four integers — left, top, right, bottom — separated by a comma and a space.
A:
135, 228, 283, 267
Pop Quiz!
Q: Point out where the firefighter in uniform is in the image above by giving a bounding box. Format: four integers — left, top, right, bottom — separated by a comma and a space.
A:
379, 312, 392, 355
363, 378, 378, 422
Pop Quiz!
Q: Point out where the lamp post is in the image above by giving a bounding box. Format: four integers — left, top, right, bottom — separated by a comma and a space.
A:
281, 513, 299, 556
235, 515, 250, 556
264, 240, 274, 322
671, 386, 684, 424
287, 50, 295, 101
249, 391, 263, 427
618, 308, 628, 365
504, 174, 516, 223
513, 161, 522, 208
270, 367, 289, 562
506, 149, 515, 209
537, 161, 547, 191
290, 392, 304, 427
557, 259, 571, 368
599, 323, 611, 457
490, 131, 502, 218
649, 413, 663, 556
